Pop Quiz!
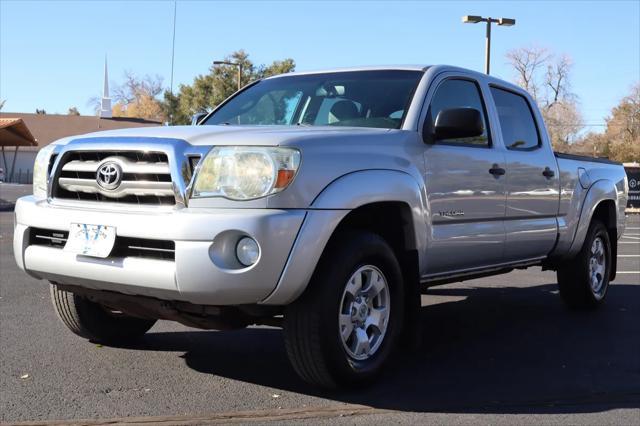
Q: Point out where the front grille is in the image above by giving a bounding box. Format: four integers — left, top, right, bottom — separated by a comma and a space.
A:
29, 227, 175, 260
52, 151, 176, 205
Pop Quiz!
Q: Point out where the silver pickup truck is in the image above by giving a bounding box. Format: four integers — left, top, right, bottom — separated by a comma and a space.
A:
13, 65, 628, 388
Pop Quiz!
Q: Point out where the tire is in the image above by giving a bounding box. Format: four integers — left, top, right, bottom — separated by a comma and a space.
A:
50, 284, 156, 343
557, 220, 612, 309
283, 230, 404, 388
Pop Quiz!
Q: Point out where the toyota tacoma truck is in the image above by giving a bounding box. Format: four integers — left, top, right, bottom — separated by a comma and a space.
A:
13, 65, 628, 388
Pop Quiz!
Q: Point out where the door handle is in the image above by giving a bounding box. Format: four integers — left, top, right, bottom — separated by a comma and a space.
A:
542, 167, 555, 178
489, 165, 506, 176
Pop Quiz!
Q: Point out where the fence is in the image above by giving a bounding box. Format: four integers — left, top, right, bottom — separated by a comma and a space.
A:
2, 169, 32, 184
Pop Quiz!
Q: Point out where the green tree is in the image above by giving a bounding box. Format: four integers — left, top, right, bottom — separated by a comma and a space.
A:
603, 83, 640, 162
574, 83, 639, 162
163, 50, 295, 125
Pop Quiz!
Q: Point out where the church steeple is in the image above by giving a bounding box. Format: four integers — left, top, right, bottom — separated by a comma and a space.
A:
99, 56, 112, 118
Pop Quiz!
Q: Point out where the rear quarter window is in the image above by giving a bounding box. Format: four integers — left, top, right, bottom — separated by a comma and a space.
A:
490, 87, 540, 150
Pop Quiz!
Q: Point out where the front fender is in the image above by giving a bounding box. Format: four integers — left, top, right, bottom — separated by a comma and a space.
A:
261, 169, 429, 305
566, 179, 619, 258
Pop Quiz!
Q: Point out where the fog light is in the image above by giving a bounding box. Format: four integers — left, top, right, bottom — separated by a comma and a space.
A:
236, 237, 260, 266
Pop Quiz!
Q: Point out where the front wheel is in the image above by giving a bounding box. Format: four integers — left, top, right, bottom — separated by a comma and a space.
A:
50, 284, 156, 343
557, 220, 612, 309
283, 230, 404, 388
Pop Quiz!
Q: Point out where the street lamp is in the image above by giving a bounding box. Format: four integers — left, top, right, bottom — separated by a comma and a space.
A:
213, 60, 243, 91
462, 15, 515, 75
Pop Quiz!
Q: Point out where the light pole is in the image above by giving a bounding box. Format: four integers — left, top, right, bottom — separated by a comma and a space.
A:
213, 60, 243, 91
462, 15, 515, 75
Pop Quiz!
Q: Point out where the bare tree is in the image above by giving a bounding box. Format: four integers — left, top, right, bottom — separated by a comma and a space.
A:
113, 71, 163, 106
87, 71, 165, 119
506, 46, 583, 150
506, 46, 549, 101
0, 99, 5, 111
86, 96, 101, 115
544, 101, 583, 146
545, 54, 574, 106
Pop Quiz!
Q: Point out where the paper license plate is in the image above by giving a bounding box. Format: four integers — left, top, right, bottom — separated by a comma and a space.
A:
64, 223, 116, 258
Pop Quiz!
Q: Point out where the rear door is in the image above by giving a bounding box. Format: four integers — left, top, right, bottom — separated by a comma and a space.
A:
488, 86, 560, 262
421, 75, 507, 275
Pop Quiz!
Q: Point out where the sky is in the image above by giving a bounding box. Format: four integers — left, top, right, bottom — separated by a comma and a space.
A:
1, 0, 639, 131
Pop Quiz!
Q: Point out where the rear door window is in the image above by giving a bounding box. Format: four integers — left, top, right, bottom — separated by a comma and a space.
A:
490, 87, 541, 150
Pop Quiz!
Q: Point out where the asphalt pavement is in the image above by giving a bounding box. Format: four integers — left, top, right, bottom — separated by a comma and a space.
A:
1, 205, 638, 425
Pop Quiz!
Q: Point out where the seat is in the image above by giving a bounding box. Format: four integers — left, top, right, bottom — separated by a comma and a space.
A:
329, 100, 359, 123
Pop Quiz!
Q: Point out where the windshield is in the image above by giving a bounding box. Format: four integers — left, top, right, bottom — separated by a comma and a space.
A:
202, 70, 424, 129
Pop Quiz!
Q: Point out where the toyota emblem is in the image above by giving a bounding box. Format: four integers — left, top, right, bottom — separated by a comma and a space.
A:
96, 161, 122, 190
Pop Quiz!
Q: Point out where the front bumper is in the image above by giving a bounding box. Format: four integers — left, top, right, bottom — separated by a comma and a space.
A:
14, 196, 306, 305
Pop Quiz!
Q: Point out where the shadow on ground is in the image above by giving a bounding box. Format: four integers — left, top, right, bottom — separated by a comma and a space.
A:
113, 283, 640, 414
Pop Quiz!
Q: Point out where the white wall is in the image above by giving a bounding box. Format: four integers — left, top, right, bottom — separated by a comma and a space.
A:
1, 148, 37, 183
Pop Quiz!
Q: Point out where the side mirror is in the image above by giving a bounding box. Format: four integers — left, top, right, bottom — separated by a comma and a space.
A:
191, 112, 208, 126
433, 108, 484, 141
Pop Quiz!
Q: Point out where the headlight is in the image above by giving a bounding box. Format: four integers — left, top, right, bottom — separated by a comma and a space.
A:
192, 147, 300, 200
32, 145, 56, 199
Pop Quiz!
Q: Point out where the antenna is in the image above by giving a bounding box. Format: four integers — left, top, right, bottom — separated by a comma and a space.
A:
169, 1, 177, 124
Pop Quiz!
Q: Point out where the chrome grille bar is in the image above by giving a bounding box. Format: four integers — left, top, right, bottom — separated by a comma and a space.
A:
62, 157, 170, 175
58, 178, 174, 198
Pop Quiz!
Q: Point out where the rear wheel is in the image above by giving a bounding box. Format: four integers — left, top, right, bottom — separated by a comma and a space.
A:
283, 231, 404, 388
557, 220, 612, 309
50, 284, 156, 343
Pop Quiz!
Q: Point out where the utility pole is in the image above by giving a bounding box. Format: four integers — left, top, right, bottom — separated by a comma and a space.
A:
463, 15, 516, 74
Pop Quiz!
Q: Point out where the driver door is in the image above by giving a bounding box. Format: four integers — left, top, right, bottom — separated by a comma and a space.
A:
421, 76, 507, 275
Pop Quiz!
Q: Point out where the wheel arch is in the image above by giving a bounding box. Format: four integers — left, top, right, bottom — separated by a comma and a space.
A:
567, 180, 619, 280
261, 170, 428, 306
591, 199, 618, 280
311, 169, 428, 265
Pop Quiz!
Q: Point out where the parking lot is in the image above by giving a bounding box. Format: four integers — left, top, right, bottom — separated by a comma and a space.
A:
0, 198, 638, 424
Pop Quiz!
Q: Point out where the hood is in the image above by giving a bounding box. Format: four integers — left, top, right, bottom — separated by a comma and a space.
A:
54, 125, 393, 147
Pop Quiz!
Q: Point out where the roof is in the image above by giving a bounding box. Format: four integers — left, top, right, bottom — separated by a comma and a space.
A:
261, 64, 525, 93
0, 113, 162, 149
0, 118, 37, 147
265, 65, 430, 79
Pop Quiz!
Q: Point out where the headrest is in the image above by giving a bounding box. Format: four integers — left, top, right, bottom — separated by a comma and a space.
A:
330, 100, 359, 121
